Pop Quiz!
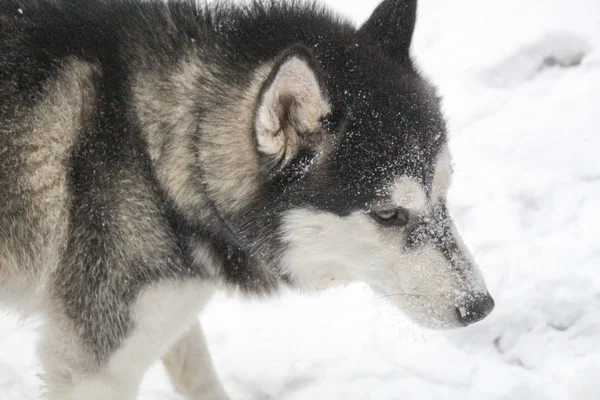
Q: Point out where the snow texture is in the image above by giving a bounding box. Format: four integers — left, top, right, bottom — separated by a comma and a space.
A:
1, 0, 599, 399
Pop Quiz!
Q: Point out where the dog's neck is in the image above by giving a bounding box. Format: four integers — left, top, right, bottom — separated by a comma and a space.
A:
131, 52, 270, 220
130, 52, 285, 293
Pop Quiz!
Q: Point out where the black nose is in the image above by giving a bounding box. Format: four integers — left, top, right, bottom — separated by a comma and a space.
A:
456, 293, 495, 326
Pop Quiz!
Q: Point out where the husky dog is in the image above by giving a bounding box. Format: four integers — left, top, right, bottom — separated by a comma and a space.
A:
0, 0, 494, 398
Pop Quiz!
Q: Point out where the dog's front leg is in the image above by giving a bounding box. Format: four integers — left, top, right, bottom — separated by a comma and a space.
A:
163, 320, 231, 400
37, 280, 212, 400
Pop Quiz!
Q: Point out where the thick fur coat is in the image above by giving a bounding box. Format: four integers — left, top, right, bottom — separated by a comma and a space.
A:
0, 0, 494, 398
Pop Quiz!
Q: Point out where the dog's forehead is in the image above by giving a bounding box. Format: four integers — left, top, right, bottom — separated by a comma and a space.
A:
333, 98, 444, 174
306, 58, 449, 212
323, 105, 447, 212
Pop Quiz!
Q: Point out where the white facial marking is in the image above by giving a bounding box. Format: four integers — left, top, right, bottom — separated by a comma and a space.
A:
280, 207, 489, 329
280, 210, 379, 290
390, 177, 427, 212
449, 223, 487, 293
432, 145, 452, 203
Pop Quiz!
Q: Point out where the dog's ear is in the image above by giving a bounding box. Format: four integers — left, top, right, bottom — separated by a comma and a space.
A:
254, 45, 330, 171
358, 0, 417, 64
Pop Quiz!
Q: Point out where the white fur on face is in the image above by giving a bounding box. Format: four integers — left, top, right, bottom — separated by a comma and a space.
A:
385, 145, 452, 212
280, 147, 488, 329
432, 145, 452, 204
281, 208, 487, 328
390, 177, 428, 212
280, 210, 383, 291
255, 56, 330, 160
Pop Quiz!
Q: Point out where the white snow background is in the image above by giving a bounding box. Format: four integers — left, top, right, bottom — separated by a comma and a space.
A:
1, 0, 599, 398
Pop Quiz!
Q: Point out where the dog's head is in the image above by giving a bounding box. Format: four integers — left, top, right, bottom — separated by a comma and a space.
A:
224, 0, 494, 328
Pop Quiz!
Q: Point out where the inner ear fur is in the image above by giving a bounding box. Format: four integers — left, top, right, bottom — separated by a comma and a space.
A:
253, 45, 330, 171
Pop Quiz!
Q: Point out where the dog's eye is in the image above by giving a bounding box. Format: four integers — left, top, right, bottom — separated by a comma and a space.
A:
370, 208, 410, 227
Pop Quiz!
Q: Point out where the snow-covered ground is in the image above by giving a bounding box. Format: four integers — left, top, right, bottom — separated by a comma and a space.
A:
1, 0, 599, 399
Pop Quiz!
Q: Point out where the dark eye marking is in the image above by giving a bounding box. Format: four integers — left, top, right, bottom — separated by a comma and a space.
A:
369, 208, 410, 227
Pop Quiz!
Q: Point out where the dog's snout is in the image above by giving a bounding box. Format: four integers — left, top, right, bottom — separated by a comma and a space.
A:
455, 293, 495, 326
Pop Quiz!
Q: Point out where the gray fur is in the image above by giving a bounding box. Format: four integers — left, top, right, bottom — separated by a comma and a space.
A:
0, 0, 494, 398
0, 57, 99, 309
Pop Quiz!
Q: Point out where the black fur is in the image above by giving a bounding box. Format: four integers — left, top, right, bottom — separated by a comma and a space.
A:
358, 0, 418, 64
0, 0, 445, 364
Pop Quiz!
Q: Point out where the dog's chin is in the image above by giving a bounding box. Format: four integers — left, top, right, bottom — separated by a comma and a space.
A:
392, 303, 467, 330
412, 316, 467, 330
